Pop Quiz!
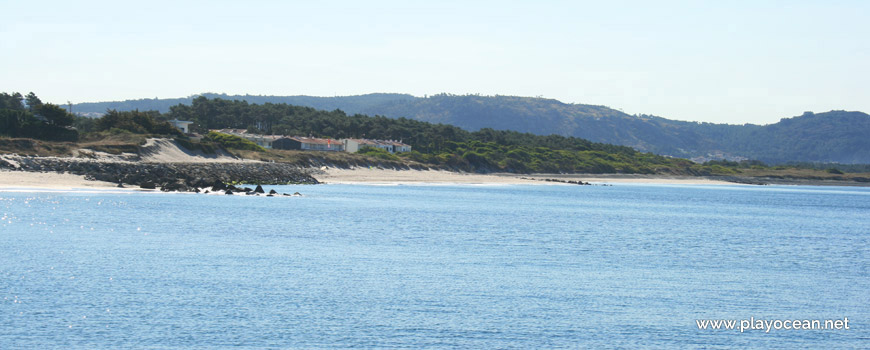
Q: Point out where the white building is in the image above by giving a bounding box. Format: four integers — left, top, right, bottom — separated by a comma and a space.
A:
169, 119, 194, 134
277, 137, 344, 151
387, 141, 412, 153
343, 139, 411, 153
244, 134, 282, 149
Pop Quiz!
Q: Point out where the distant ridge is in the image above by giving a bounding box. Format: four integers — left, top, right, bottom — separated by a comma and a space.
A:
71, 93, 870, 164
71, 93, 417, 116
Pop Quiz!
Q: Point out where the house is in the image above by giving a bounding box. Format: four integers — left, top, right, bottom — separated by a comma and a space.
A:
343, 138, 411, 153
169, 119, 194, 134
386, 140, 412, 153
273, 137, 344, 151
343, 139, 382, 153
243, 134, 282, 149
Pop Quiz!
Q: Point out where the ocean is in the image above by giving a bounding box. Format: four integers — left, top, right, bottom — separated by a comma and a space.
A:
1, 183, 868, 348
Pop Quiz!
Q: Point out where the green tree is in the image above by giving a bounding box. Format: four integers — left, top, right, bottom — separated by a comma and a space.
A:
37, 103, 74, 127
95, 109, 182, 136
25, 92, 42, 112
73, 116, 97, 133
0, 92, 25, 111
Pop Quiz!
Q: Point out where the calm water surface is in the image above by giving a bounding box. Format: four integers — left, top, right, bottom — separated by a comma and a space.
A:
1, 183, 868, 348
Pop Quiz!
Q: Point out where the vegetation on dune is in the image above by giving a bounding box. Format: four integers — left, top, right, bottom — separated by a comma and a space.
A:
357, 147, 400, 161
203, 131, 265, 152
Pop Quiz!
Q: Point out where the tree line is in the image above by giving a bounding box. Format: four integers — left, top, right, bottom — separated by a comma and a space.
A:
0, 92, 77, 141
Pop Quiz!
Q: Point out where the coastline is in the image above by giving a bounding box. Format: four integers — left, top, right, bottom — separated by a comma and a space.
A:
3, 166, 869, 192
2, 138, 867, 190
0, 169, 121, 190
314, 168, 738, 185
1, 167, 738, 190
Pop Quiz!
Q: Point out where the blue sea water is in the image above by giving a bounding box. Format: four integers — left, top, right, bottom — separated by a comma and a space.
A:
1, 183, 868, 349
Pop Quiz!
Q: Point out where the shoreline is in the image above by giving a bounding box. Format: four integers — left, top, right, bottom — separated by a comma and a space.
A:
0, 169, 122, 190
315, 168, 738, 185
3, 167, 869, 192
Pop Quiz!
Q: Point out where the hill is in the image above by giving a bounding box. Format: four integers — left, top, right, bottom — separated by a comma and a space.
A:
70, 93, 870, 164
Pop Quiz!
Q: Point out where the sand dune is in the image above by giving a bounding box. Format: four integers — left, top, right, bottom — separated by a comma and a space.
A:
139, 138, 246, 163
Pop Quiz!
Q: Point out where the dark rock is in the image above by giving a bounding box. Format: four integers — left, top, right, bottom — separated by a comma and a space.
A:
225, 190, 233, 195
269, 189, 277, 194
191, 178, 211, 189
1, 155, 320, 192
161, 182, 188, 192
254, 185, 265, 194
211, 181, 227, 191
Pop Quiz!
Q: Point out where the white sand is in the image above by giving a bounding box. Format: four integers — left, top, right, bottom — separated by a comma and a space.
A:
316, 168, 538, 184
0, 167, 735, 191
0, 138, 246, 191
139, 138, 245, 163
0, 170, 120, 190
315, 168, 735, 185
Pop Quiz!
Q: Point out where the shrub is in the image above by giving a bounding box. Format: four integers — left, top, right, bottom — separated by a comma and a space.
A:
204, 131, 265, 152
358, 147, 399, 161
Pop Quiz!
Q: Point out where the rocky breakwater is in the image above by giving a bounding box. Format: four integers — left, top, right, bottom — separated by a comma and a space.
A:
0, 156, 319, 191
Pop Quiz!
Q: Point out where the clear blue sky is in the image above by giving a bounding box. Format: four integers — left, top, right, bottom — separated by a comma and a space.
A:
2, 0, 868, 124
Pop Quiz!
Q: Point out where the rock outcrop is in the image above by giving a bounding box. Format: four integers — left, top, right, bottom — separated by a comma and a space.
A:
0, 156, 319, 191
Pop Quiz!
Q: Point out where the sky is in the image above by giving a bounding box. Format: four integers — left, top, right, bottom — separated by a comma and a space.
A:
2, 0, 868, 124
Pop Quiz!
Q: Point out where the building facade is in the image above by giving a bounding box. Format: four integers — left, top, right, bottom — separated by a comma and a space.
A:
208, 130, 406, 153
169, 120, 193, 134
272, 137, 344, 151
343, 139, 411, 154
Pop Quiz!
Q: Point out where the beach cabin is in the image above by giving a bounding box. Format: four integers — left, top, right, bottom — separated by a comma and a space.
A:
343, 139, 411, 153
387, 140, 412, 153
343, 139, 377, 153
243, 134, 281, 149
169, 119, 194, 134
343, 138, 393, 153
273, 137, 344, 151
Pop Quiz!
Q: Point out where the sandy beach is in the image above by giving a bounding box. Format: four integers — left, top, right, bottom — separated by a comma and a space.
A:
315, 167, 736, 185
0, 166, 737, 190
0, 170, 119, 190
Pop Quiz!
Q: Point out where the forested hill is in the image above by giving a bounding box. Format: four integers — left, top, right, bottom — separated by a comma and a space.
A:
71, 93, 870, 164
